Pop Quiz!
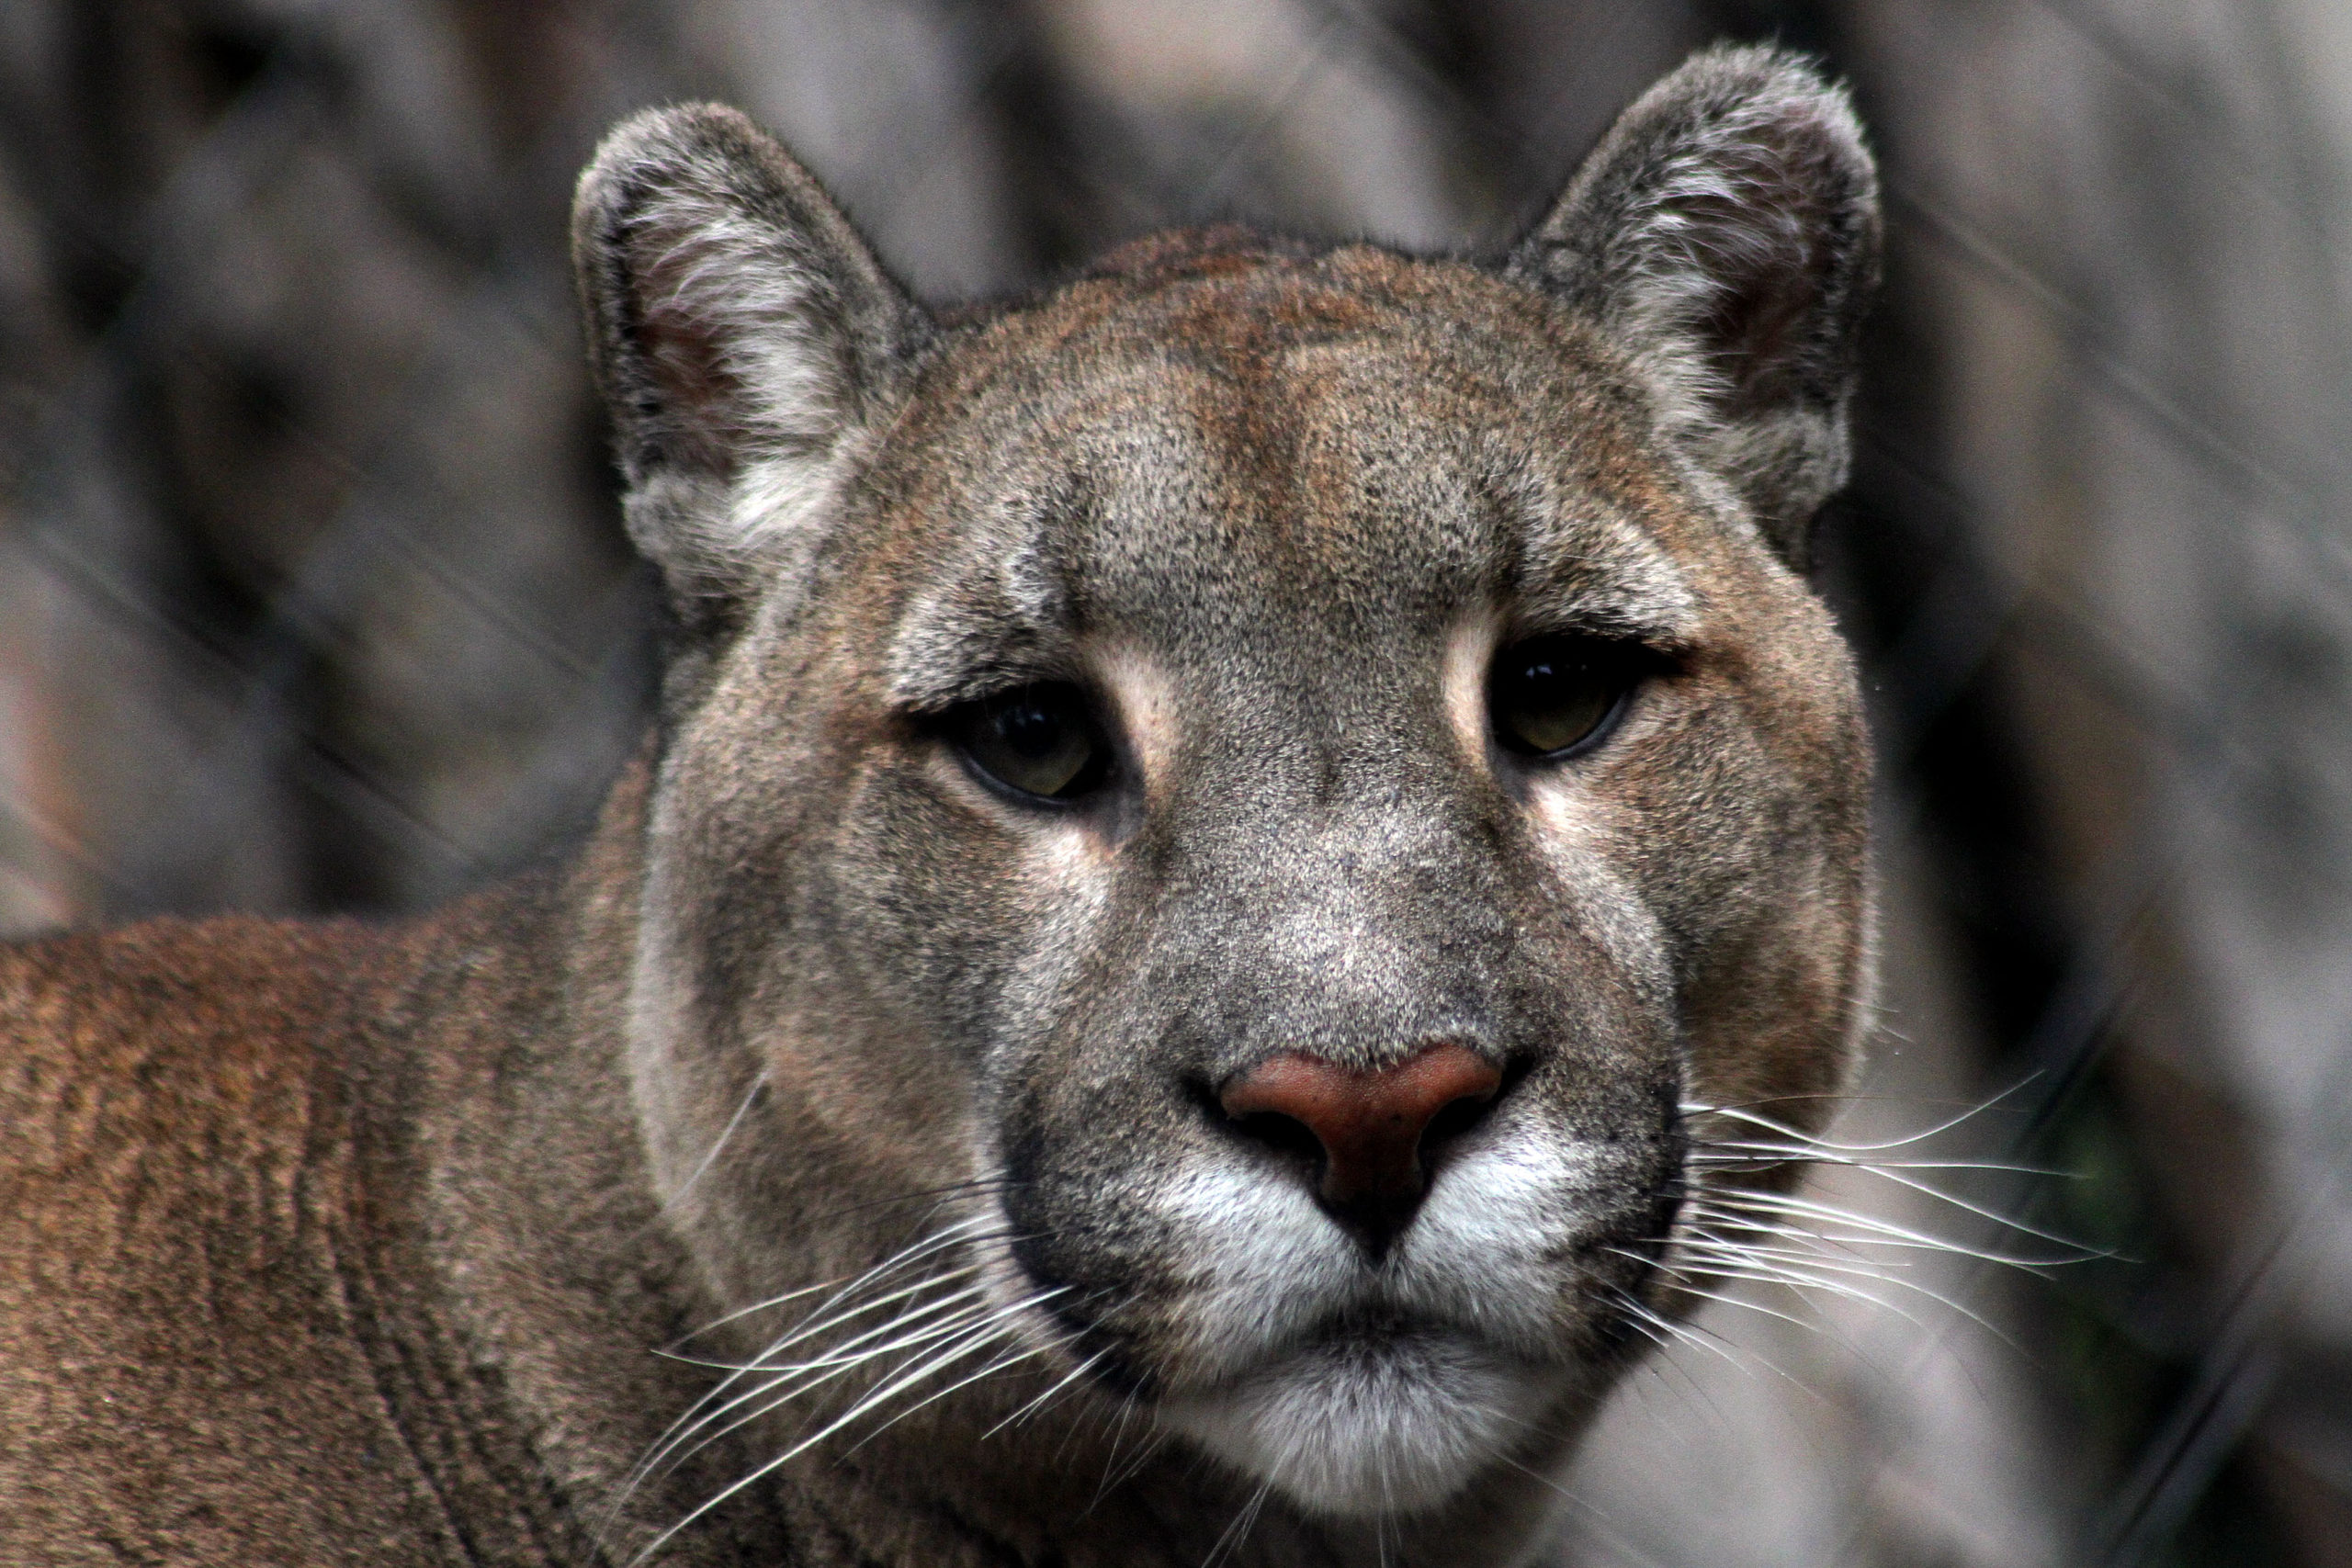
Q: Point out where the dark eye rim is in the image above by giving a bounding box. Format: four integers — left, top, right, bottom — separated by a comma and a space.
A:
933, 680, 1120, 807
1485, 633, 1664, 763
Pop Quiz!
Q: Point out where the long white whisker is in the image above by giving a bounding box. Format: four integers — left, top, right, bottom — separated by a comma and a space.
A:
1691, 1184, 2086, 1264
982, 1349, 1111, 1440
658, 1271, 989, 1373
1649, 1276, 1849, 1338
820, 1286, 1070, 1441
651, 1279, 993, 1448
606, 1218, 1012, 1542
839, 1322, 1083, 1458
744, 1280, 994, 1374
1603, 1284, 1749, 1375
1197, 1479, 1273, 1568
1678, 1207, 2007, 1262
635, 1286, 1069, 1565
665, 1318, 1012, 1483
1689, 1144, 2060, 1178
1680, 1084, 2033, 1153
662, 1076, 769, 1212
1645, 1252, 1925, 1330
671, 1215, 992, 1353
658, 1277, 844, 1353
1648, 1223, 2025, 1346
1634, 1240, 1905, 1305
1670, 1235, 1923, 1287
630, 1296, 997, 1495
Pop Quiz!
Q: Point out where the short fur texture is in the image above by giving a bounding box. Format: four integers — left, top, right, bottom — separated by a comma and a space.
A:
0, 45, 1880, 1568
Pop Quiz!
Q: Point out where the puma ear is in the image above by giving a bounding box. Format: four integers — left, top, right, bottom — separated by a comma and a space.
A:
1510, 46, 1881, 566
572, 105, 928, 629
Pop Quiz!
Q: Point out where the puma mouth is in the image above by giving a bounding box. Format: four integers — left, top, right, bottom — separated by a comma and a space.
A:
986, 1087, 1688, 1516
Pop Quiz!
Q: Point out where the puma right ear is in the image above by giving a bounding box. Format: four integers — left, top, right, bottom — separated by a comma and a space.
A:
572, 105, 928, 632
1510, 46, 1881, 566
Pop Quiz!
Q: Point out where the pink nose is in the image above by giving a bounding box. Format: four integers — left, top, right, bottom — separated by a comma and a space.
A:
1218, 1043, 1504, 1213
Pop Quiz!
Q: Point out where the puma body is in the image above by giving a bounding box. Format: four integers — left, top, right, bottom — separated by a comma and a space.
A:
0, 48, 1881, 1568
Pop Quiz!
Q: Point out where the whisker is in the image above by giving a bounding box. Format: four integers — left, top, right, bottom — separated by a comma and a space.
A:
982, 1349, 1112, 1440
633, 1285, 1069, 1565
838, 1317, 1084, 1459
1492, 1454, 1686, 1568
1669, 1235, 1921, 1287
1592, 1276, 1786, 1394
1689, 1184, 2089, 1265
638, 1274, 994, 1467
661, 1076, 768, 1213
606, 1216, 1021, 1545
627, 1293, 997, 1499
1199, 1480, 1272, 1568
1643, 1272, 1855, 1339
657, 1277, 846, 1355
819, 1285, 1070, 1436
1676, 1206, 2017, 1263
656, 1270, 989, 1371
667, 1215, 993, 1350
1095, 1401, 1172, 1503
739, 1276, 995, 1373
1642, 1250, 1927, 1332
1689, 1144, 2062, 1179
1610, 1286, 1735, 1367
1647, 1217, 2030, 1350
1680, 1079, 2036, 1153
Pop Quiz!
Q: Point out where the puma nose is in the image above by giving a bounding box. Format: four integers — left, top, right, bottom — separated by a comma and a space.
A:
1218, 1043, 1505, 1249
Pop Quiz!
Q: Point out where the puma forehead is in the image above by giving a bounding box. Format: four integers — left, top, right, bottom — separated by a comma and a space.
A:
1, 43, 1879, 1568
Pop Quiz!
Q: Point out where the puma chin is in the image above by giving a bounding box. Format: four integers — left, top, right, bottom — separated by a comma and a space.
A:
1136, 1154, 1621, 1517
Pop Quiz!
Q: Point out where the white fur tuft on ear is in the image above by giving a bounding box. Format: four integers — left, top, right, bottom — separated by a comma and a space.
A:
1511, 46, 1881, 563
573, 105, 927, 625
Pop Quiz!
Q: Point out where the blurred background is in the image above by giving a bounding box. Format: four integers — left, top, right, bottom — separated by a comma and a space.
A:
3, 0, 2350, 1562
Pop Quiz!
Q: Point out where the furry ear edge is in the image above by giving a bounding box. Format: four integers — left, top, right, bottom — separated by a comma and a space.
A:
571, 104, 929, 633
1510, 45, 1883, 566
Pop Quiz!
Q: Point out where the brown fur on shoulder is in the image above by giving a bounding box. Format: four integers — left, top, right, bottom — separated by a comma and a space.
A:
0, 908, 547, 1561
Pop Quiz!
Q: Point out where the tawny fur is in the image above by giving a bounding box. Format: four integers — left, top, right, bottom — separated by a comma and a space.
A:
0, 45, 1880, 1568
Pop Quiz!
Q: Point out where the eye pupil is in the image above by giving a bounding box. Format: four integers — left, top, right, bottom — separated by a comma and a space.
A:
954, 683, 1109, 801
997, 702, 1058, 757
1488, 636, 1635, 758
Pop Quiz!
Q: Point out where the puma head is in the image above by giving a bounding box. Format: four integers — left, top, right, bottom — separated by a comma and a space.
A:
572, 43, 1878, 1520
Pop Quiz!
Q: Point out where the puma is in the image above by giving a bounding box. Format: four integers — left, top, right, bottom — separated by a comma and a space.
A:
0, 44, 1878, 1568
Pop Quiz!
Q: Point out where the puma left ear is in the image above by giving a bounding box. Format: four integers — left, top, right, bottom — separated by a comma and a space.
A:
1510, 46, 1881, 566
573, 104, 929, 635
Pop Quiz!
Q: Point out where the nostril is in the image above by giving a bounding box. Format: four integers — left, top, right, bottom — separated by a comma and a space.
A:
1227, 1107, 1325, 1168
1417, 1079, 1498, 1162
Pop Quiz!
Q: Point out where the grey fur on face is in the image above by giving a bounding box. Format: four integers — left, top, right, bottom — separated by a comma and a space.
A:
589, 37, 1878, 1544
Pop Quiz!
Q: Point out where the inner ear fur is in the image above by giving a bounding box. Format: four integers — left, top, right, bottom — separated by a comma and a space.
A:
1510, 45, 1882, 566
571, 104, 928, 631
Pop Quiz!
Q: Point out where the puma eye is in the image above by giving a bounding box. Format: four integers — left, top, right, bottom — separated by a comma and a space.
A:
947, 683, 1114, 803
1487, 636, 1642, 759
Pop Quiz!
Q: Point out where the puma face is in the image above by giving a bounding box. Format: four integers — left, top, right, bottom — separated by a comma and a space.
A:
577, 45, 1878, 1524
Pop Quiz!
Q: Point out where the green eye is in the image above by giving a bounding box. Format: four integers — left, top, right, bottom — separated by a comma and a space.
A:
951, 683, 1113, 802
1487, 636, 1639, 759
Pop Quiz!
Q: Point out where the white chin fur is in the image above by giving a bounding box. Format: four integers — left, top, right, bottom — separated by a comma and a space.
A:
1160, 1334, 1555, 1517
